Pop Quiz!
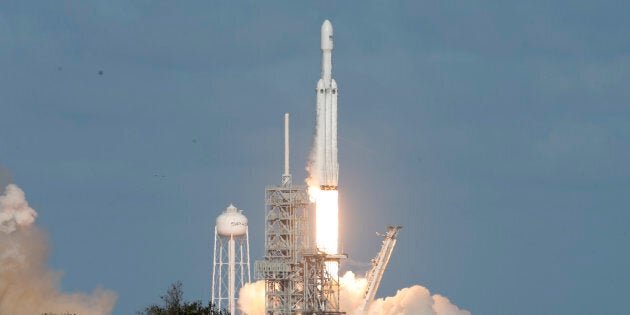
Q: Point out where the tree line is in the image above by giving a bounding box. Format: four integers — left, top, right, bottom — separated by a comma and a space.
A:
136, 281, 229, 315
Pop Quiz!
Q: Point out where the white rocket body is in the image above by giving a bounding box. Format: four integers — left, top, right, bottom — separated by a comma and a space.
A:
316, 20, 339, 190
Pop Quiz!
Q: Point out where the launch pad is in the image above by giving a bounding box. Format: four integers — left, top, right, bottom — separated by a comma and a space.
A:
255, 180, 347, 315
254, 111, 346, 314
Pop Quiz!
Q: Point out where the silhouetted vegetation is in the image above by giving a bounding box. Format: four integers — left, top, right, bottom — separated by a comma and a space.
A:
137, 281, 228, 315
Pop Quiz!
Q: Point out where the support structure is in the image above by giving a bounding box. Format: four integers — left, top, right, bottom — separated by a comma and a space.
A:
358, 226, 402, 313
256, 113, 309, 314
255, 114, 345, 314
302, 250, 345, 314
256, 182, 310, 314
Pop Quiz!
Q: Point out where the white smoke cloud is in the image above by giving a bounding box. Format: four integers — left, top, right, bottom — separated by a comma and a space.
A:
341, 271, 470, 315
238, 280, 265, 315
0, 183, 117, 315
432, 294, 470, 315
0, 184, 37, 233
238, 272, 469, 315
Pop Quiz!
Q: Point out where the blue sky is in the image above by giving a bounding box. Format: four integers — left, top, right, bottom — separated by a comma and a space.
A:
1, 1, 629, 314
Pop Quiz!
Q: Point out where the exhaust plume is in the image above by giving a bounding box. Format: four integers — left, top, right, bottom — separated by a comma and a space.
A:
238, 280, 265, 315
0, 183, 37, 233
340, 271, 470, 315
0, 183, 117, 315
238, 272, 469, 315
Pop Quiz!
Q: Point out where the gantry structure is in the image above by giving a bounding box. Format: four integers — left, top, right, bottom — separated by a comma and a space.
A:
358, 226, 402, 313
255, 114, 345, 315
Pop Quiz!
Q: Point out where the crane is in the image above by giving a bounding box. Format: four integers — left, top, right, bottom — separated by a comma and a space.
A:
358, 225, 403, 313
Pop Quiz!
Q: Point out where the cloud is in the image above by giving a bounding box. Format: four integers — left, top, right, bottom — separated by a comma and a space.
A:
238, 280, 265, 315
0, 184, 117, 315
238, 272, 469, 315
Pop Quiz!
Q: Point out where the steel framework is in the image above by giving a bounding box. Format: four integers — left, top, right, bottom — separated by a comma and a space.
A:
357, 226, 402, 313
302, 250, 345, 314
255, 113, 345, 314
255, 183, 346, 315
256, 183, 309, 314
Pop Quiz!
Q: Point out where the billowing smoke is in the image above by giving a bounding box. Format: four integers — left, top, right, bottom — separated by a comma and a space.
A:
0, 183, 117, 315
340, 271, 470, 315
238, 280, 265, 315
0, 184, 37, 233
238, 272, 469, 315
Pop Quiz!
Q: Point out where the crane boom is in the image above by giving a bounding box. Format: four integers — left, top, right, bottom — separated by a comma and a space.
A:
358, 225, 402, 313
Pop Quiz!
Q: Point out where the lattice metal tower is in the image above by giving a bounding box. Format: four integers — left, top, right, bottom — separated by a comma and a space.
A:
255, 114, 345, 315
302, 250, 345, 314
256, 114, 309, 314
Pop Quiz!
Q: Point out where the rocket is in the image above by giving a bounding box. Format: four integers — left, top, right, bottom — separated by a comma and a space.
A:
315, 20, 339, 190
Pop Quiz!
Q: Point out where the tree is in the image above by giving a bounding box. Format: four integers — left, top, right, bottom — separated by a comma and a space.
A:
138, 281, 228, 315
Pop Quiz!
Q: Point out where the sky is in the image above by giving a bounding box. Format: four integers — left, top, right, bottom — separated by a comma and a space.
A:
1, 1, 629, 314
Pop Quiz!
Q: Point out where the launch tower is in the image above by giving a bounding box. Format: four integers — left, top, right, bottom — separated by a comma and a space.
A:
256, 113, 345, 314
256, 114, 311, 314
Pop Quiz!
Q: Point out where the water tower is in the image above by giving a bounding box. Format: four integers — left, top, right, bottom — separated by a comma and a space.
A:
211, 204, 251, 315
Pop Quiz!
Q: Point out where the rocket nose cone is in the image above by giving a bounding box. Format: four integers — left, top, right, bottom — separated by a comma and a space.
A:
322, 20, 333, 34
321, 20, 333, 50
